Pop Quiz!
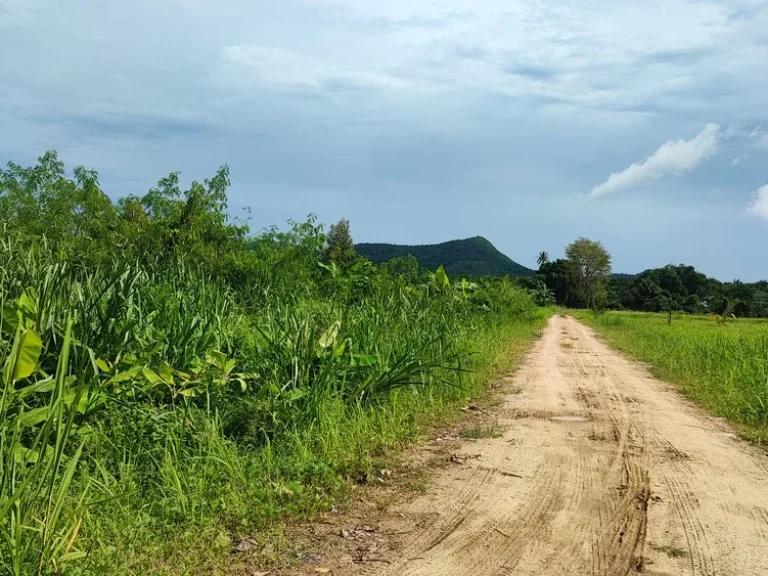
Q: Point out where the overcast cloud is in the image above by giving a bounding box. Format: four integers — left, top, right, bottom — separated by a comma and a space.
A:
1, 0, 767, 279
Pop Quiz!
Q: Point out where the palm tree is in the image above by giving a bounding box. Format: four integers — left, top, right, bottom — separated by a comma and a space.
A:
537, 251, 550, 268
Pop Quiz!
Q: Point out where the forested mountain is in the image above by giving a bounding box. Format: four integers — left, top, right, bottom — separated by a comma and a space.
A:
356, 236, 535, 277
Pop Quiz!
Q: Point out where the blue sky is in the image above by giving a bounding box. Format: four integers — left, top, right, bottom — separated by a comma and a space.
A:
1, 0, 767, 280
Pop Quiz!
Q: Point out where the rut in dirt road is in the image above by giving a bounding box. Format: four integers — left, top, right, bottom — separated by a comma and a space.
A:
353, 315, 768, 576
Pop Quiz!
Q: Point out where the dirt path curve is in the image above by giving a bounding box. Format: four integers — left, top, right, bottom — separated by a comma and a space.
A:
345, 315, 768, 576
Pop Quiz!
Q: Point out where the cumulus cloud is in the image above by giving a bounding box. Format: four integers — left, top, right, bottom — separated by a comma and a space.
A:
590, 123, 721, 197
748, 185, 768, 221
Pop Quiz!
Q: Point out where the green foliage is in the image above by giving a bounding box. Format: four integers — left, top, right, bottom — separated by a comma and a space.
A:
606, 265, 768, 318
0, 152, 548, 575
542, 259, 768, 319
356, 236, 535, 278
380, 255, 421, 283
565, 237, 612, 310
324, 218, 359, 271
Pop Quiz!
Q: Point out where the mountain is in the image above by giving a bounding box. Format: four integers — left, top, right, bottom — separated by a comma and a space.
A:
356, 236, 535, 277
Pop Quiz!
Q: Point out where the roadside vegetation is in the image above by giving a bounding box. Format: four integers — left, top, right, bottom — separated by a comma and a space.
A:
576, 311, 768, 443
0, 151, 549, 575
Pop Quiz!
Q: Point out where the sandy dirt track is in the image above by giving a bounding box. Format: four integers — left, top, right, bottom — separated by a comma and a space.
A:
337, 315, 768, 576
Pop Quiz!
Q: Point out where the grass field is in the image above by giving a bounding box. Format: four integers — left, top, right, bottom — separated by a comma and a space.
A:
575, 310, 768, 443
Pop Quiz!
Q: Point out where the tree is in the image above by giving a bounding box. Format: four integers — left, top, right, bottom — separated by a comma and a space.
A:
382, 255, 421, 283
537, 251, 550, 268
565, 238, 611, 310
538, 259, 576, 307
324, 218, 359, 270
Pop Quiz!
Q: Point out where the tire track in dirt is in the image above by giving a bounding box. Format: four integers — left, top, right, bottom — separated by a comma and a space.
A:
317, 315, 768, 576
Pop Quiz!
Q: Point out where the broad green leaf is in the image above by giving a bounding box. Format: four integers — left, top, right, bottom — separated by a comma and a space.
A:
318, 320, 341, 349
285, 388, 307, 402
258, 382, 281, 400
17, 289, 38, 316
434, 264, 450, 291
20, 404, 52, 427
224, 358, 237, 376
12, 329, 43, 381
17, 377, 56, 399
207, 350, 228, 368
159, 361, 174, 384
20, 390, 90, 427
96, 359, 111, 373
333, 340, 347, 358
106, 365, 142, 385
14, 445, 41, 464
351, 354, 378, 367
173, 369, 192, 381
142, 367, 163, 386
0, 304, 18, 334
190, 356, 204, 376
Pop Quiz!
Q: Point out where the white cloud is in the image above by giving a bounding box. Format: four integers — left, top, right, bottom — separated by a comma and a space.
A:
731, 157, 740, 167
750, 127, 768, 148
748, 185, 768, 221
590, 123, 721, 197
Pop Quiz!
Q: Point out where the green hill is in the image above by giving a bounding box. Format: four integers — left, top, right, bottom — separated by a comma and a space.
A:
356, 236, 535, 277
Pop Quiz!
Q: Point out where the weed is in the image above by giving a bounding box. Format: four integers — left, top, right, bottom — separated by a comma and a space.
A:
460, 422, 507, 439
588, 430, 607, 442
650, 543, 688, 558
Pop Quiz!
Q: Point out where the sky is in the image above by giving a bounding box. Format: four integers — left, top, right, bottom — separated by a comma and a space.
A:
1, 0, 767, 280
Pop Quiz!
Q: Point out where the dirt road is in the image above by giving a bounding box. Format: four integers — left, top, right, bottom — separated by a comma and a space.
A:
341, 315, 768, 576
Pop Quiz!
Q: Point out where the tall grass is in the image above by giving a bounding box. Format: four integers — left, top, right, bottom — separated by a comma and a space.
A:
0, 234, 548, 575
577, 311, 768, 442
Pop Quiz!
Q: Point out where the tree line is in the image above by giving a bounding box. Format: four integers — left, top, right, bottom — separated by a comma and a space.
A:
533, 242, 768, 318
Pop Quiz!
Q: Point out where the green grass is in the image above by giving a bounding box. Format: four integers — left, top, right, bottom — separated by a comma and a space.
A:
574, 310, 768, 443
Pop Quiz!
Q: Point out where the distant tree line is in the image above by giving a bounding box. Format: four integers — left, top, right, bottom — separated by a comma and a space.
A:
606, 266, 768, 318
533, 244, 768, 318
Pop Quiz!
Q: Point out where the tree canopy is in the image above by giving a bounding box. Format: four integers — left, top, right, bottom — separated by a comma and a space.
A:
324, 218, 359, 270
565, 238, 612, 310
